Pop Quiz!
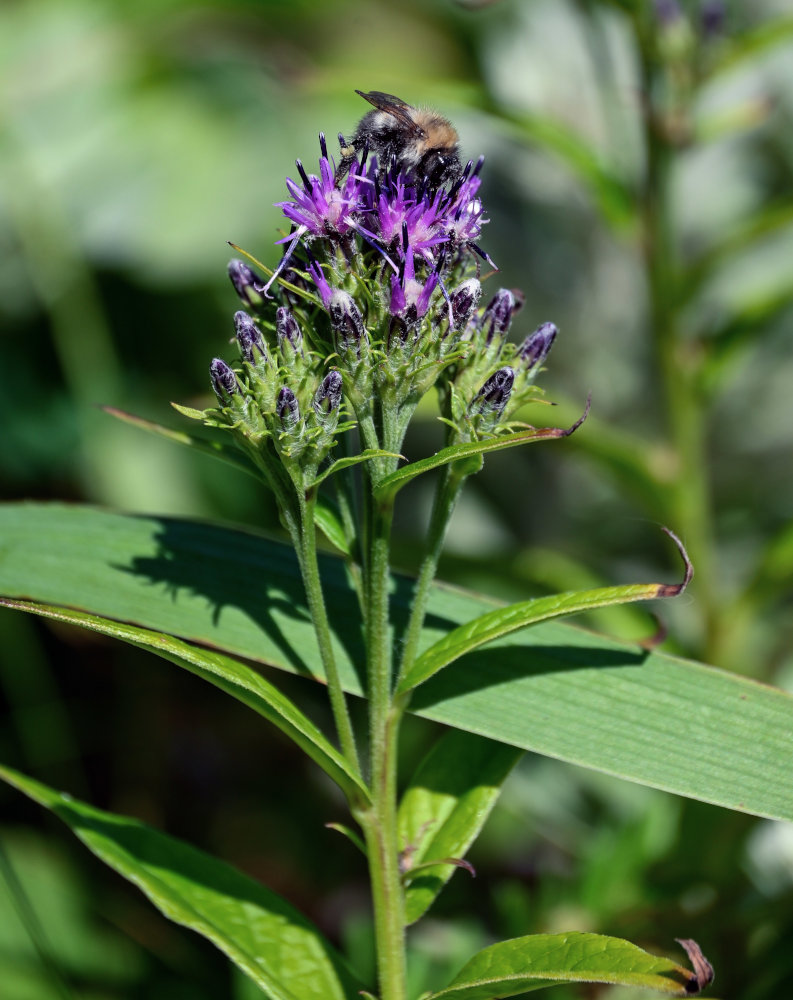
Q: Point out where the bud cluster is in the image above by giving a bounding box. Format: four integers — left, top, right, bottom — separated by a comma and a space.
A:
184, 117, 560, 499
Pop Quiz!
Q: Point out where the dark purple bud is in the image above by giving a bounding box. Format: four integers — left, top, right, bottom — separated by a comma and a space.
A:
234, 310, 266, 364
328, 290, 365, 350
701, 0, 725, 36
210, 358, 238, 402
313, 370, 343, 417
482, 289, 517, 345
449, 278, 482, 331
518, 321, 557, 370
228, 259, 266, 309
275, 307, 302, 351
475, 367, 514, 416
276, 386, 299, 427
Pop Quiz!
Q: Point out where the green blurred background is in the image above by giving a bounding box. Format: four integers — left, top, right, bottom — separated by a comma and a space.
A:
1, 0, 792, 997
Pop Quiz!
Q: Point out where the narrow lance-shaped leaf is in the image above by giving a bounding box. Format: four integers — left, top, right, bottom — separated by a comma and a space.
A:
313, 494, 351, 556
397, 529, 692, 695
424, 932, 713, 1000
0, 599, 368, 804
311, 449, 404, 489
2, 503, 792, 822
398, 730, 522, 925
0, 765, 363, 1000
104, 406, 261, 479
374, 399, 589, 505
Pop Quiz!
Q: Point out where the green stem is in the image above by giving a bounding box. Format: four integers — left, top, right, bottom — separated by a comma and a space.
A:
360, 389, 407, 999
396, 465, 466, 689
298, 491, 361, 779
356, 705, 405, 1000
636, 23, 718, 657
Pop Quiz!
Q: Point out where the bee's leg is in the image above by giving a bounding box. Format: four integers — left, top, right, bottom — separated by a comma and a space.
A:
334, 133, 357, 184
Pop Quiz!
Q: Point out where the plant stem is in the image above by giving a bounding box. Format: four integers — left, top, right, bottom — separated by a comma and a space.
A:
636, 23, 718, 657
396, 465, 465, 688
298, 491, 361, 778
359, 387, 408, 998
357, 704, 405, 1000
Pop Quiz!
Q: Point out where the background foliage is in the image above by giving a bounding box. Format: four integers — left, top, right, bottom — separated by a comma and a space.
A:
1, 0, 792, 997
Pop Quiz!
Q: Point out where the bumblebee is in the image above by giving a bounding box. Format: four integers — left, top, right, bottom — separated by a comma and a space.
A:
337, 90, 462, 189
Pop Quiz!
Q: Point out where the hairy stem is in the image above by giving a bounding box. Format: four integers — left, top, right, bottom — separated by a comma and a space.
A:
298, 492, 361, 778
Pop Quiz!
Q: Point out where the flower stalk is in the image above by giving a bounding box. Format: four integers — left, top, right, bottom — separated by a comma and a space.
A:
180, 97, 561, 1000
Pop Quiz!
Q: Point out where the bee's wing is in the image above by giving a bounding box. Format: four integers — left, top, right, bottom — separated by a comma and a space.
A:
354, 90, 423, 134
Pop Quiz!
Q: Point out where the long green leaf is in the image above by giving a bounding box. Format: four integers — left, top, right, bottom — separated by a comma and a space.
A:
0, 599, 368, 803
374, 403, 589, 504
494, 110, 635, 232
398, 730, 521, 924
397, 531, 691, 693
311, 449, 403, 489
424, 932, 709, 1000
1, 503, 792, 821
314, 495, 351, 555
103, 406, 260, 479
0, 765, 362, 1000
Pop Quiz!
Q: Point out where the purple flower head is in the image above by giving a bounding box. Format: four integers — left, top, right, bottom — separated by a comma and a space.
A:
234, 310, 267, 364
277, 150, 367, 242
260, 136, 372, 299
518, 321, 557, 371
210, 358, 238, 403
389, 246, 439, 325
364, 174, 448, 258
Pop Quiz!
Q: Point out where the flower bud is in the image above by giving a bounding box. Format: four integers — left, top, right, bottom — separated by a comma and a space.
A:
481, 289, 517, 345
313, 370, 343, 417
518, 321, 557, 370
228, 259, 266, 309
276, 386, 300, 427
275, 307, 303, 352
234, 310, 267, 364
475, 367, 514, 417
449, 278, 481, 331
210, 358, 238, 403
328, 290, 365, 350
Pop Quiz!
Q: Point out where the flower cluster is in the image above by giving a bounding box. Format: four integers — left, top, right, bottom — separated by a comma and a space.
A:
185, 118, 560, 498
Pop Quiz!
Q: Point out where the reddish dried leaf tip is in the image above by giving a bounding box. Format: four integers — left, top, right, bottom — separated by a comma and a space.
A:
676, 938, 714, 994
655, 527, 694, 598
561, 391, 592, 437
